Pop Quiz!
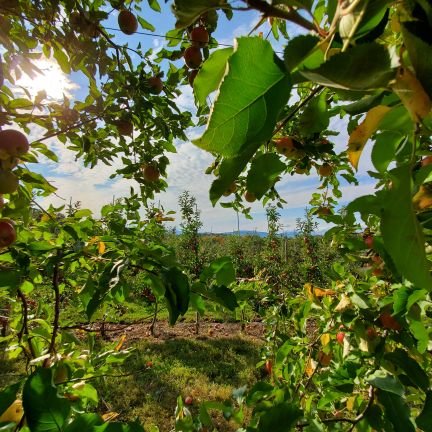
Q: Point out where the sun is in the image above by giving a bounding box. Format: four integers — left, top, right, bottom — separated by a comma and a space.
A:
15, 58, 78, 102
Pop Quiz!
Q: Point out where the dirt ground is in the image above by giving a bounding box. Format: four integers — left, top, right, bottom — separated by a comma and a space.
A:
76, 320, 266, 343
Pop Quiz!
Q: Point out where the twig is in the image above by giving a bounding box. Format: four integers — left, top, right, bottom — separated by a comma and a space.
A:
48, 250, 62, 354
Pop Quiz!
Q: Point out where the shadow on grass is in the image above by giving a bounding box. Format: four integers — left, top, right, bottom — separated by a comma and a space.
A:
98, 336, 262, 431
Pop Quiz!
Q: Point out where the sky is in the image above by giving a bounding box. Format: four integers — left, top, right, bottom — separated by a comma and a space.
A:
15, 2, 377, 233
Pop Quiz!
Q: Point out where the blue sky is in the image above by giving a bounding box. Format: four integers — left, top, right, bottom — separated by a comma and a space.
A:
20, 3, 377, 233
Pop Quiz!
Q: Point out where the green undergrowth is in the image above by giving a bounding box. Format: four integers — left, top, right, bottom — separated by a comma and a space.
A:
97, 336, 263, 431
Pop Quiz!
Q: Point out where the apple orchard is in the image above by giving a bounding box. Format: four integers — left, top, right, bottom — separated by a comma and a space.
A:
1, 1, 432, 432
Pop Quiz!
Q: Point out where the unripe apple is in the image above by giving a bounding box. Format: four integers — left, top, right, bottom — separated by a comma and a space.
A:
0, 129, 29, 159
244, 191, 256, 203
190, 26, 209, 48
318, 163, 333, 177
118, 9, 138, 35
316, 206, 331, 216
142, 165, 160, 182
0, 170, 19, 194
222, 182, 237, 196
148, 76, 163, 95
184, 46, 202, 70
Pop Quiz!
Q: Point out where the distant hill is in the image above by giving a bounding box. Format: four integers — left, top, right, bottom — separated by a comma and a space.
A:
202, 230, 297, 238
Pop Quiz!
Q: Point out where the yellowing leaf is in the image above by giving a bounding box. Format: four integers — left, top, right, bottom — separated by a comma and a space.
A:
334, 294, 352, 312
392, 67, 431, 122
413, 186, 432, 210
320, 333, 331, 346
114, 334, 126, 351
304, 283, 314, 301
41, 214, 51, 222
0, 400, 23, 424
346, 396, 356, 411
98, 241, 106, 255
314, 287, 336, 297
89, 236, 100, 245
305, 358, 317, 377
348, 105, 391, 169
102, 412, 120, 422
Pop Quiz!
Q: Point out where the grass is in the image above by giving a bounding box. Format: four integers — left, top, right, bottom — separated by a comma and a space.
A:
97, 336, 263, 431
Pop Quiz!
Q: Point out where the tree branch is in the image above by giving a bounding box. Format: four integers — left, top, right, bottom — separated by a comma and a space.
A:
243, 0, 317, 33
48, 250, 62, 355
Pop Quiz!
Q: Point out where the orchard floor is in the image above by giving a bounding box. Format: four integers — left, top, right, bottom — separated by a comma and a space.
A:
1, 321, 265, 432
96, 321, 265, 431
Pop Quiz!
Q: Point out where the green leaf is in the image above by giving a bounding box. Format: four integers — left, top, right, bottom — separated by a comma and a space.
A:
194, 48, 233, 107
163, 267, 190, 325
366, 369, 404, 396
190, 292, 206, 315
147, 0, 161, 12
284, 34, 323, 72
194, 37, 291, 158
94, 422, 144, 432
212, 285, 238, 311
64, 414, 104, 432
0, 384, 20, 417
200, 256, 236, 286
298, 90, 329, 136
377, 391, 415, 432
209, 144, 259, 205
384, 349, 429, 392
172, 0, 227, 28
417, 391, 432, 431
379, 165, 432, 291
0, 270, 20, 291
301, 43, 395, 90
258, 403, 302, 432
371, 131, 404, 173
402, 23, 432, 98
137, 16, 155, 32
246, 153, 286, 199
408, 319, 429, 353
23, 368, 70, 432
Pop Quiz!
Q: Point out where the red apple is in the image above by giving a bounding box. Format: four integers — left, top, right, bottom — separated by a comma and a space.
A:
148, 76, 163, 95
142, 165, 160, 182
0, 219, 16, 248
190, 26, 209, 48
184, 47, 202, 69
184, 396, 193, 405
265, 359, 272, 375
336, 332, 345, 345
364, 235, 374, 249
0, 130, 29, 160
118, 9, 138, 35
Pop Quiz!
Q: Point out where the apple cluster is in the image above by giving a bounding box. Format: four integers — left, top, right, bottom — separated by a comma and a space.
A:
184, 25, 210, 86
0, 129, 29, 247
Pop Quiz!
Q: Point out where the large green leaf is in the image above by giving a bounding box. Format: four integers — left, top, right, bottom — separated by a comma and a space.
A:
23, 368, 70, 432
162, 267, 190, 325
377, 391, 416, 432
379, 165, 432, 291
367, 370, 404, 396
209, 144, 259, 205
402, 23, 432, 98
194, 37, 292, 158
94, 422, 144, 432
258, 403, 302, 432
200, 256, 236, 286
194, 48, 233, 107
172, 0, 227, 28
283, 34, 323, 72
301, 43, 395, 90
64, 414, 104, 432
417, 391, 432, 431
298, 90, 329, 136
246, 153, 286, 199
384, 349, 429, 391
212, 285, 239, 311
